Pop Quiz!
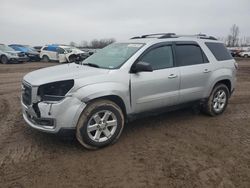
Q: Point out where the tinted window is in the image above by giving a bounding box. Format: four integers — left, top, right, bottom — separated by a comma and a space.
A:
175, 44, 204, 66
43, 47, 48, 51
205, 42, 233, 61
140, 45, 173, 70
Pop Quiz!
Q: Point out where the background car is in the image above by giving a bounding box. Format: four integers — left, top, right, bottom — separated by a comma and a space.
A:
239, 51, 250, 58
0, 44, 29, 64
40, 45, 89, 63
9, 44, 41, 61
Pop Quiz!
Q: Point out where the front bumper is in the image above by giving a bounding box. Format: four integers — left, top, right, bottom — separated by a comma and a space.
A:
9, 57, 29, 63
27, 54, 41, 61
21, 96, 86, 133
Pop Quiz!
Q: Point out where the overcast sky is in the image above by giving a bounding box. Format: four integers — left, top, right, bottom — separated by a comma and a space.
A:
0, 0, 249, 46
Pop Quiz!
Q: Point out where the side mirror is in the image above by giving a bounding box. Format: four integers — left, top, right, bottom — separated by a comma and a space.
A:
131, 61, 153, 73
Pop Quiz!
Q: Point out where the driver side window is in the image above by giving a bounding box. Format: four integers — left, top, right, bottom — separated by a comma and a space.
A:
140, 45, 173, 70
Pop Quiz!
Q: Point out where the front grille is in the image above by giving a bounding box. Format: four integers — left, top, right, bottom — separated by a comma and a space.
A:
22, 83, 32, 106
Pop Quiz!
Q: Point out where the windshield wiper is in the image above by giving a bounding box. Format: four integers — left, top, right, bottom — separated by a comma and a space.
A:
82, 63, 100, 68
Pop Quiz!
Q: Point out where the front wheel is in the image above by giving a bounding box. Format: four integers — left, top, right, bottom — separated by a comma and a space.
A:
244, 54, 249, 58
1, 55, 8, 64
76, 99, 125, 149
203, 84, 229, 116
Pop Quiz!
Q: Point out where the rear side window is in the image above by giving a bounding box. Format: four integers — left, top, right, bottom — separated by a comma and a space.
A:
205, 42, 233, 61
140, 45, 173, 70
43, 47, 48, 51
175, 44, 206, 66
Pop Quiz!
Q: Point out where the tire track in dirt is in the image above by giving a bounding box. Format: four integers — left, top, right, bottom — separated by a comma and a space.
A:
1, 60, 250, 187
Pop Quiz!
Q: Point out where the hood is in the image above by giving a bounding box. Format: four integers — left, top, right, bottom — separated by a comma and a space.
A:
71, 48, 87, 54
23, 63, 110, 86
27, 50, 39, 55
6, 50, 19, 54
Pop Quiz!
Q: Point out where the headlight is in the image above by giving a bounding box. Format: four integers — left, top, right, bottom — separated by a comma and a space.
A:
38, 80, 74, 101
8, 52, 17, 57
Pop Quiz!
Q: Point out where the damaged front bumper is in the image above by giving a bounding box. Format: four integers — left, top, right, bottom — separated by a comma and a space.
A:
21, 96, 86, 133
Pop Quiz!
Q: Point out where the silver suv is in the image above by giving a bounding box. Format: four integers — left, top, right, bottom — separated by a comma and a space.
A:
21, 33, 237, 149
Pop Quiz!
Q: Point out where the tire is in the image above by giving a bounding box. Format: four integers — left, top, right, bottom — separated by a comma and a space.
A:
76, 99, 125, 149
244, 54, 248, 58
203, 84, 229, 116
41, 55, 50, 62
1, 55, 8, 64
68, 54, 77, 63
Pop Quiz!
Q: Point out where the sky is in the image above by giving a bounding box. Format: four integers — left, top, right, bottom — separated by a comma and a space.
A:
0, 0, 250, 46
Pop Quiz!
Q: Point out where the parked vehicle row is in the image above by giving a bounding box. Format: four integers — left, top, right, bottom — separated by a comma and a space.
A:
0, 43, 93, 64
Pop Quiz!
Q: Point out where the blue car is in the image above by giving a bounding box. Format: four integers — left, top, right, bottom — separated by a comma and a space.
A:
9, 44, 41, 61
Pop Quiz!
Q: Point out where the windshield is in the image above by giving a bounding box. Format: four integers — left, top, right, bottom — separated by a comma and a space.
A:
64, 47, 73, 53
0, 45, 15, 52
23, 45, 37, 53
81, 43, 144, 69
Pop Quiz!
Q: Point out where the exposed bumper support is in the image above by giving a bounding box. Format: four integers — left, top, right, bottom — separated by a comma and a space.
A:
22, 97, 86, 133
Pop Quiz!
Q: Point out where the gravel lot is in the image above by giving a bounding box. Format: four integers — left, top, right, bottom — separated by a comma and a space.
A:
0, 59, 250, 188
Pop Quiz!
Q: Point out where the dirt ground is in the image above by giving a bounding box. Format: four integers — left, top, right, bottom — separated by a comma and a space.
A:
0, 59, 250, 188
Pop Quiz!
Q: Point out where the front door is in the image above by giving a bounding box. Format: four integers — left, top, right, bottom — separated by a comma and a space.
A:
130, 44, 180, 113
57, 47, 67, 63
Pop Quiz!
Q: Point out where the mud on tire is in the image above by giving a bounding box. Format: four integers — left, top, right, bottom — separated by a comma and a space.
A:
203, 84, 230, 116
76, 99, 125, 149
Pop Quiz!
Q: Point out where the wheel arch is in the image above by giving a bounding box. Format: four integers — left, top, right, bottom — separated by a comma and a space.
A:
86, 95, 127, 119
209, 79, 232, 97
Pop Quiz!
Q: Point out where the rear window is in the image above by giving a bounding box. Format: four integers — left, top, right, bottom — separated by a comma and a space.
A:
205, 42, 233, 61
175, 44, 206, 66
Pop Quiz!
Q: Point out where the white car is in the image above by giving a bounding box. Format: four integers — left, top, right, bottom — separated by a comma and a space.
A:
239, 51, 250, 58
40, 45, 88, 63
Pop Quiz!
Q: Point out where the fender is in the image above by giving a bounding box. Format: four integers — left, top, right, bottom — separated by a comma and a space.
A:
73, 82, 131, 114
205, 68, 234, 97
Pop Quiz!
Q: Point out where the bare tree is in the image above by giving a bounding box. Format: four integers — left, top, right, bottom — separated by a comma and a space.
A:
89, 38, 116, 48
69, 41, 77, 47
227, 24, 239, 47
79, 40, 88, 48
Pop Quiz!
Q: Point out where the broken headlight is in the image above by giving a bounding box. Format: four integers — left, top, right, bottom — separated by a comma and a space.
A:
38, 80, 74, 101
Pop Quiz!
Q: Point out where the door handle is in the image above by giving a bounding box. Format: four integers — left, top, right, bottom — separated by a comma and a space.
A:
168, 74, 178, 79
203, 69, 211, 73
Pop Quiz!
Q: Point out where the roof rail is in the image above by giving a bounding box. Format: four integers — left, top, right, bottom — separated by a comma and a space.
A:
130, 33, 176, 39
130, 33, 217, 40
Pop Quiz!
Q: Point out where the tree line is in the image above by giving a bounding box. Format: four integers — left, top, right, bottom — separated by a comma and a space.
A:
70, 38, 116, 49
218, 24, 250, 47
69, 24, 249, 49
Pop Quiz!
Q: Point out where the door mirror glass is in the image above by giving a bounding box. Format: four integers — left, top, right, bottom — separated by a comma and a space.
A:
131, 61, 153, 73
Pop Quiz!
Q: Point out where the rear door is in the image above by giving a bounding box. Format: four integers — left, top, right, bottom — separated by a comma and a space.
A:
130, 43, 180, 113
174, 42, 212, 103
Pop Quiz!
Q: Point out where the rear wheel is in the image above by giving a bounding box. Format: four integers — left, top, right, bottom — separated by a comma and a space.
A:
244, 54, 249, 58
76, 99, 125, 149
41, 55, 50, 62
0, 55, 8, 64
203, 84, 229, 116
